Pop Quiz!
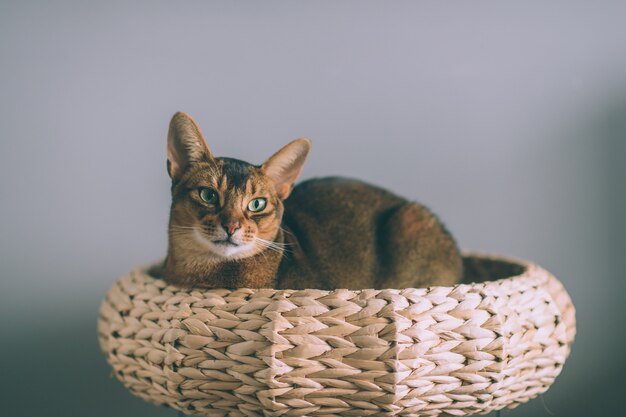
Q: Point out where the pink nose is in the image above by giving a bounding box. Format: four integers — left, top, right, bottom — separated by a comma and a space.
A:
223, 221, 241, 236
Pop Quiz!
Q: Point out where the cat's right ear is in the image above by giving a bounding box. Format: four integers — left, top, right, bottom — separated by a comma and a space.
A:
167, 112, 214, 180
262, 138, 311, 199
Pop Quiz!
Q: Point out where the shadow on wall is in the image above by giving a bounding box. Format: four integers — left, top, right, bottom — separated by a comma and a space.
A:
530, 91, 626, 417
2, 304, 176, 417
604, 96, 626, 294
600, 91, 626, 390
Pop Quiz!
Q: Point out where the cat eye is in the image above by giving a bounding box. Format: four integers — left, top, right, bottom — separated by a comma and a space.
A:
248, 198, 267, 212
199, 188, 218, 204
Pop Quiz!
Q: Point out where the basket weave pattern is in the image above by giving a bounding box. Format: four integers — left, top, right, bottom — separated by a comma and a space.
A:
98, 255, 575, 416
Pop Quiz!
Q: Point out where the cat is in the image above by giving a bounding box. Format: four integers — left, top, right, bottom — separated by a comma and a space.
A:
161, 112, 462, 290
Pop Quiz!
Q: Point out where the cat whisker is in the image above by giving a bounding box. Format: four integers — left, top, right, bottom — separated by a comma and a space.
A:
168, 227, 198, 233
254, 237, 290, 254
254, 237, 282, 247
279, 227, 296, 239
168, 227, 217, 242
255, 237, 293, 248
169, 225, 217, 236
255, 242, 280, 254
253, 238, 278, 251
168, 229, 195, 235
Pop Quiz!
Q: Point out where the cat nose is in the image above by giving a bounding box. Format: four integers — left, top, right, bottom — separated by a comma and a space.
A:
223, 221, 241, 236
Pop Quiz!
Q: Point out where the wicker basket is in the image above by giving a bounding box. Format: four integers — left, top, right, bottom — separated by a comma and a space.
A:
98, 253, 575, 417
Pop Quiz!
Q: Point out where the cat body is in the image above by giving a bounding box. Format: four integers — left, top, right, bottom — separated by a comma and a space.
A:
278, 178, 461, 289
162, 112, 462, 290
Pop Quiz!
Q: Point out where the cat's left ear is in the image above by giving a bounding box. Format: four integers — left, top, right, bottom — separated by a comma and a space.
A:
262, 138, 311, 199
167, 112, 215, 180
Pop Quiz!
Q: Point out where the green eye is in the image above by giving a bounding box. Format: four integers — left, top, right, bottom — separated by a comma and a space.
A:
248, 198, 267, 212
199, 188, 218, 204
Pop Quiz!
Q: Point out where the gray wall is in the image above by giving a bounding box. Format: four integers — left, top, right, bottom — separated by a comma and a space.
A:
1, 2, 624, 416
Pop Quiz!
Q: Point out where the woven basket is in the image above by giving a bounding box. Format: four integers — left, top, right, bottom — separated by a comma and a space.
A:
98, 253, 575, 417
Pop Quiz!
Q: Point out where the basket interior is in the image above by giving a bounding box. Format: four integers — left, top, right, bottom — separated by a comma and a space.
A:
149, 255, 528, 288
461, 255, 526, 284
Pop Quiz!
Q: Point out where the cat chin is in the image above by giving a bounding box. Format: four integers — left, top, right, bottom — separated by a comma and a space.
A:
207, 242, 256, 259
192, 229, 256, 260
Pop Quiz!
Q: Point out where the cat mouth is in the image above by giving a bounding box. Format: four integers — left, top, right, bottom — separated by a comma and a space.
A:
212, 238, 239, 247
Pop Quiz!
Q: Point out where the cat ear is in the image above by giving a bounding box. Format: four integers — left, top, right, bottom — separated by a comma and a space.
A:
167, 112, 214, 180
262, 138, 311, 199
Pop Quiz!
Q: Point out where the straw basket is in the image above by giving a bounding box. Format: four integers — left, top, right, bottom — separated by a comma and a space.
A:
98, 253, 575, 416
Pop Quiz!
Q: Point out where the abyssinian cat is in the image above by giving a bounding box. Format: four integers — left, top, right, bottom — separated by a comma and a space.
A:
161, 112, 462, 290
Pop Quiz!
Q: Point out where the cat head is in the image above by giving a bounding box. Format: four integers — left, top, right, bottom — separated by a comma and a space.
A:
166, 112, 310, 261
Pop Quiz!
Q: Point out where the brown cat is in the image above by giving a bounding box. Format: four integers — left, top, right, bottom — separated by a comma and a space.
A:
161, 112, 462, 290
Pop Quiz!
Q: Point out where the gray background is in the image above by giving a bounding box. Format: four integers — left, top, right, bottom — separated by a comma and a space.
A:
1, 1, 625, 416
